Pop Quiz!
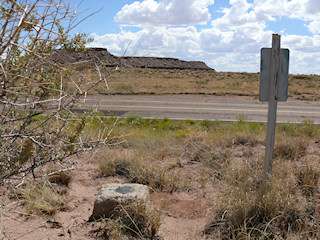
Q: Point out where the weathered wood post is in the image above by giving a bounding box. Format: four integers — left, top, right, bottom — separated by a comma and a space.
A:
260, 34, 289, 182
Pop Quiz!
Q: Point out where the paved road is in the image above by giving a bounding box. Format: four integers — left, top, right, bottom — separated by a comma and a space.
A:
75, 95, 320, 123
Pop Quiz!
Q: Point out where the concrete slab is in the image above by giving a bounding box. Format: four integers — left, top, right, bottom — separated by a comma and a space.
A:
90, 183, 150, 220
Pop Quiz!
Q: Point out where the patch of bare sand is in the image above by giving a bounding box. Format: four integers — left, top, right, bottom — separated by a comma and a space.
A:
151, 192, 211, 240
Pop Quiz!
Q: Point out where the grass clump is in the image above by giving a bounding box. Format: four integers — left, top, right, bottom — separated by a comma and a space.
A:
274, 136, 308, 160
97, 148, 180, 193
91, 201, 161, 239
17, 180, 67, 215
113, 84, 135, 94
278, 120, 320, 138
224, 132, 262, 148
183, 134, 230, 172
296, 158, 320, 197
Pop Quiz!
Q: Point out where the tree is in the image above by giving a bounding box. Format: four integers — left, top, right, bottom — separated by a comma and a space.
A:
0, 0, 114, 182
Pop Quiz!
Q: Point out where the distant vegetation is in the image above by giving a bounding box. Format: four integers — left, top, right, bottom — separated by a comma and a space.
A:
73, 66, 320, 100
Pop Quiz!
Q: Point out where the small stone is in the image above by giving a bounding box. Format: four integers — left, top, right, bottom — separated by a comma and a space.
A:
89, 183, 149, 221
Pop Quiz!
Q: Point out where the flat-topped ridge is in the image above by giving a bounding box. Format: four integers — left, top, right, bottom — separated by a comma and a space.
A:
50, 48, 213, 71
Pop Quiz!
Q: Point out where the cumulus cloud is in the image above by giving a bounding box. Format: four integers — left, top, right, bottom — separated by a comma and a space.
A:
90, 26, 201, 58
115, 0, 215, 26
212, 0, 257, 29
307, 20, 320, 34
305, 0, 320, 15
251, 0, 320, 34
89, 0, 320, 74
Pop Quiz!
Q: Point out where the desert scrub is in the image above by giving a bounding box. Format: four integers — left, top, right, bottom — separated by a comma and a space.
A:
90, 201, 161, 239
95, 68, 319, 97
182, 133, 231, 183
17, 180, 67, 215
274, 135, 308, 160
295, 157, 320, 197
204, 156, 320, 239
97, 148, 181, 193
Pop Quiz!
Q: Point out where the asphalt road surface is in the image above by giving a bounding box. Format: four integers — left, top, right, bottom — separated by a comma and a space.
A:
75, 95, 320, 124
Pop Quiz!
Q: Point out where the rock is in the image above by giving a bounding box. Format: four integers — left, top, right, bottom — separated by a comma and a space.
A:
89, 183, 150, 221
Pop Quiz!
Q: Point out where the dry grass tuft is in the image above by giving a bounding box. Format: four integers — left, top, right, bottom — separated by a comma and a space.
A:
274, 136, 308, 160
224, 132, 262, 148
90, 201, 161, 239
204, 155, 320, 239
296, 158, 320, 196
97, 148, 181, 193
182, 134, 230, 182
17, 180, 67, 215
87, 117, 319, 239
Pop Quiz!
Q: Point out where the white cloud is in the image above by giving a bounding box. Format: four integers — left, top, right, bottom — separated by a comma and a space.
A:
212, 0, 256, 29
305, 0, 320, 15
251, 0, 320, 34
90, 26, 201, 58
115, 0, 215, 26
90, 0, 320, 74
283, 35, 320, 53
307, 20, 320, 34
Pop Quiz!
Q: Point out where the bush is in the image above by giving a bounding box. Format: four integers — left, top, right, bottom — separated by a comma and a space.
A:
0, 0, 113, 182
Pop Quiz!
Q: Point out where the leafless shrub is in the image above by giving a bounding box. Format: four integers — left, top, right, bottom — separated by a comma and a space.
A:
0, 0, 115, 183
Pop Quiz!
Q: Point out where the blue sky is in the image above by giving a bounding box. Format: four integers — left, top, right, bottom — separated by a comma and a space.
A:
72, 0, 320, 74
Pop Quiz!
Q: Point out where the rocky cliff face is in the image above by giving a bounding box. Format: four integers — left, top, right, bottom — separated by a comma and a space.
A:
50, 48, 213, 71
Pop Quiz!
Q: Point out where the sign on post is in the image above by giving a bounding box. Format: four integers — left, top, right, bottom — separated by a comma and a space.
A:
260, 34, 289, 182
260, 48, 289, 102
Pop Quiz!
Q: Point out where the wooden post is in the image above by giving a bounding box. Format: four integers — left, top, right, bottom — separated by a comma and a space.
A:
263, 34, 280, 182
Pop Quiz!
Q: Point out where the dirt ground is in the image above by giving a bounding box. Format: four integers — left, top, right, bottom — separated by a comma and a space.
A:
0, 151, 214, 240
1, 94, 319, 239
1, 138, 320, 239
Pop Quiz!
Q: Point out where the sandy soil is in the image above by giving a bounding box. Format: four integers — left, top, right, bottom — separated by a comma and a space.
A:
0, 152, 214, 240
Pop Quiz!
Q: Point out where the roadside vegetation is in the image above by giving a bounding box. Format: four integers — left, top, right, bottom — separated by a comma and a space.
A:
4, 112, 320, 238
92, 116, 320, 238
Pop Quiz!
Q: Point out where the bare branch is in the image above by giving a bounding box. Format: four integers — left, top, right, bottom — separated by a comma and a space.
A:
0, 0, 120, 183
